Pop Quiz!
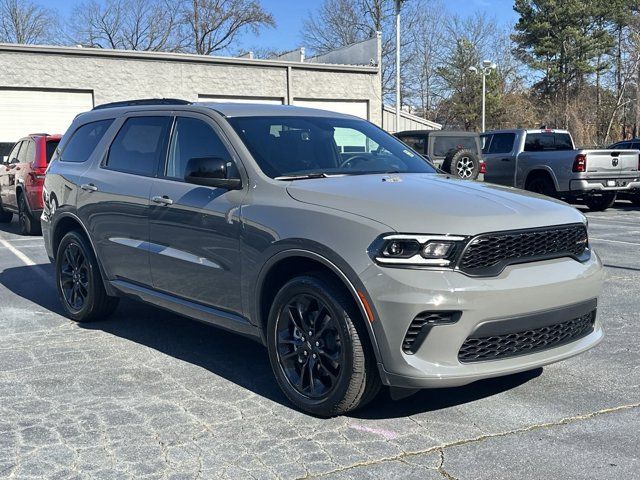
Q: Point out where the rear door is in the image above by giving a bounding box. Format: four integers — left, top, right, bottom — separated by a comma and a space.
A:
148, 113, 244, 314
80, 114, 172, 287
482, 132, 517, 185
0, 141, 22, 209
7, 140, 32, 208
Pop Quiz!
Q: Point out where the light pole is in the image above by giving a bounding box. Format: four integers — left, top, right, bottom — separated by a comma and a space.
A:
469, 60, 496, 132
395, 0, 404, 133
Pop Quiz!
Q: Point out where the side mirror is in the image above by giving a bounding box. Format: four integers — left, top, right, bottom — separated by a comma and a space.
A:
184, 157, 242, 190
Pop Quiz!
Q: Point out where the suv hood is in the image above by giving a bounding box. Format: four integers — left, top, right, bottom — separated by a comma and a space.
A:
286, 174, 585, 235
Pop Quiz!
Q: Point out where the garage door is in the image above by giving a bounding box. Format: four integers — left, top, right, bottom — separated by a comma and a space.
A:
0, 89, 94, 144
198, 95, 284, 105
292, 99, 369, 120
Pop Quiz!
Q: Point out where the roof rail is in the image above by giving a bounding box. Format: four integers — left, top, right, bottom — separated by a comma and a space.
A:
93, 98, 191, 110
28, 132, 50, 136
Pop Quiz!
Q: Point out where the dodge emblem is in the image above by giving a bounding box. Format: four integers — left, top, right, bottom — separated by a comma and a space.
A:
612, 157, 619, 167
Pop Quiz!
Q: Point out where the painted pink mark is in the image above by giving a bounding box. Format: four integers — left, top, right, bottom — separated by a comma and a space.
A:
350, 424, 399, 440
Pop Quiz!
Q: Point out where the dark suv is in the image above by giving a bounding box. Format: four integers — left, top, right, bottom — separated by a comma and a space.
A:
43, 100, 603, 416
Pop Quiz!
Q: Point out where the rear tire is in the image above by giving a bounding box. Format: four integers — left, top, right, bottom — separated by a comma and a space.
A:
267, 274, 380, 417
585, 193, 617, 212
18, 193, 40, 236
525, 174, 557, 198
56, 230, 119, 322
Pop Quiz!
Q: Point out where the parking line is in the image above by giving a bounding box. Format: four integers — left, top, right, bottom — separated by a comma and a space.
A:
0, 238, 37, 266
590, 238, 640, 246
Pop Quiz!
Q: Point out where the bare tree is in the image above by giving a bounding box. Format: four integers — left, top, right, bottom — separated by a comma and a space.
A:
70, 0, 186, 51
0, 0, 56, 44
183, 0, 275, 55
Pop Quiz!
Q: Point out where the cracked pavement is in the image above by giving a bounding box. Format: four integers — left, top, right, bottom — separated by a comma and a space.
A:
0, 204, 638, 479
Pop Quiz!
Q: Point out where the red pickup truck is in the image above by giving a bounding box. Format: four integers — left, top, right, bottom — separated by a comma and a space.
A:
0, 134, 61, 235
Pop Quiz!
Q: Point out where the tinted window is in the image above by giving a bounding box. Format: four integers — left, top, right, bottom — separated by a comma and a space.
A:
21, 140, 35, 163
45, 140, 60, 163
228, 116, 436, 178
525, 132, 573, 152
166, 117, 235, 179
8, 142, 23, 164
397, 135, 426, 154
60, 119, 114, 163
433, 136, 477, 156
487, 133, 515, 154
106, 116, 172, 176
631, 142, 640, 150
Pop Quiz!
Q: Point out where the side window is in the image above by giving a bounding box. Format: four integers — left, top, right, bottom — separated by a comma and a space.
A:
106, 116, 172, 176
398, 135, 425, 154
165, 117, 236, 179
60, 119, 114, 163
629, 142, 639, 150
481, 135, 492, 154
8, 142, 23, 164
487, 133, 515, 154
22, 140, 36, 163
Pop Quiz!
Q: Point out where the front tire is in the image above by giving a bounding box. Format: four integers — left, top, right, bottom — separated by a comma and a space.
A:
56, 230, 119, 322
267, 274, 380, 417
585, 193, 617, 212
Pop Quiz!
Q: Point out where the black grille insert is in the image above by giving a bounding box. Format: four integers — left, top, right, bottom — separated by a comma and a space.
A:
458, 224, 588, 276
458, 311, 596, 363
403, 311, 461, 354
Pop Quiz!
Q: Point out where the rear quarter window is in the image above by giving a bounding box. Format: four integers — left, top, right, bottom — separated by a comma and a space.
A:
45, 140, 60, 163
59, 119, 114, 163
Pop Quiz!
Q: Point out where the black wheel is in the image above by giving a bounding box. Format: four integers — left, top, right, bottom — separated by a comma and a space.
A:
56, 230, 119, 322
525, 175, 557, 198
18, 193, 40, 236
585, 193, 617, 212
267, 274, 380, 417
442, 149, 480, 180
0, 202, 12, 223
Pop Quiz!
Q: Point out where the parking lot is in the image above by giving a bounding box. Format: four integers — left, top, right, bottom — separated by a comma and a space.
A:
0, 202, 637, 480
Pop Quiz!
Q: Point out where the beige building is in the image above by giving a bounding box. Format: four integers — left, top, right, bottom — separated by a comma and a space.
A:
0, 42, 384, 157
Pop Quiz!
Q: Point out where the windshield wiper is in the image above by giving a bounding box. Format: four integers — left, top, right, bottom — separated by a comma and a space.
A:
275, 172, 332, 181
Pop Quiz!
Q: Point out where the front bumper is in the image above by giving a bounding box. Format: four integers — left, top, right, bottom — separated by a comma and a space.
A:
361, 252, 604, 389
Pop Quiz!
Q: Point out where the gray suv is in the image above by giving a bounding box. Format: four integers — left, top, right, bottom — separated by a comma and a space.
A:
43, 100, 604, 417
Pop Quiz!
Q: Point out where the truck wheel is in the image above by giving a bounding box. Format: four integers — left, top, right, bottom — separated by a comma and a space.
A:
525, 175, 557, 198
585, 193, 617, 212
18, 193, 41, 236
442, 149, 480, 180
267, 274, 380, 417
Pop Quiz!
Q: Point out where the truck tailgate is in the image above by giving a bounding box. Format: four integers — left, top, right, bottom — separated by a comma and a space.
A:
585, 149, 638, 176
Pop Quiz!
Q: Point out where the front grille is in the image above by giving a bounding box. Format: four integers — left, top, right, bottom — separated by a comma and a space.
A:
458, 224, 588, 276
403, 311, 460, 354
458, 311, 596, 363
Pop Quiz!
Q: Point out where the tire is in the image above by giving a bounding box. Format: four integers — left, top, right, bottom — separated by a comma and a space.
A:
525, 174, 557, 198
56, 230, 119, 322
18, 193, 41, 236
266, 274, 380, 417
0, 202, 12, 223
442, 149, 480, 180
585, 193, 617, 212
630, 194, 640, 207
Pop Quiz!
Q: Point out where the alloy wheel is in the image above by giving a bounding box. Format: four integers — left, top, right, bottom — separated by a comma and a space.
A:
59, 242, 90, 311
456, 156, 475, 178
275, 294, 345, 398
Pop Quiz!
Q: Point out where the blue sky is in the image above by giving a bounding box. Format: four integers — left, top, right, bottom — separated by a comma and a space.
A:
45, 0, 519, 52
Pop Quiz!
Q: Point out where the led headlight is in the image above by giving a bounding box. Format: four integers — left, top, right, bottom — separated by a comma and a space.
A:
374, 234, 466, 267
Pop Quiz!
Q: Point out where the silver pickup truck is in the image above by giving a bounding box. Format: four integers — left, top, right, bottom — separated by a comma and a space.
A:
481, 129, 640, 211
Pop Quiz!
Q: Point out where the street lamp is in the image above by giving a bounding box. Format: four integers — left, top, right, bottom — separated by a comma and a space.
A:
395, 0, 405, 133
469, 60, 497, 132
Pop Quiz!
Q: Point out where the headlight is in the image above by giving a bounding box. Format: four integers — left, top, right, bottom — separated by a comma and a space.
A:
372, 234, 467, 267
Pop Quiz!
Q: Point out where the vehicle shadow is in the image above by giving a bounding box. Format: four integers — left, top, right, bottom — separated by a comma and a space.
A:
0, 262, 542, 419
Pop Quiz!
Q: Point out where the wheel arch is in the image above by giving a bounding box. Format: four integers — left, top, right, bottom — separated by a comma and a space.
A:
255, 249, 383, 364
524, 167, 559, 191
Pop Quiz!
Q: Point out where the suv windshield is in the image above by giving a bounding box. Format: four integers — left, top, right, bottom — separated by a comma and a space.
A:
228, 116, 436, 179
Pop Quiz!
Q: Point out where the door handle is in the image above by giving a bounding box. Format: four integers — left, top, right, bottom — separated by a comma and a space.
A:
501, 158, 511, 162
80, 183, 98, 192
152, 195, 174, 206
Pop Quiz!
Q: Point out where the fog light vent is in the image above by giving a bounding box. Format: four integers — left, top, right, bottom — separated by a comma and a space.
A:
403, 311, 461, 354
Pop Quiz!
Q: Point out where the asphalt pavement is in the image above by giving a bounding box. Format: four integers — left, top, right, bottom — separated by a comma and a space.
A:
0, 202, 638, 479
